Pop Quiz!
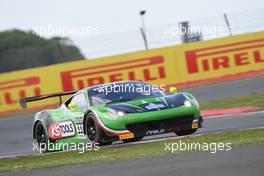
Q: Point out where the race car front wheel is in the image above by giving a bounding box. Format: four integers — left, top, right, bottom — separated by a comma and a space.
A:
85, 113, 112, 146
35, 122, 48, 153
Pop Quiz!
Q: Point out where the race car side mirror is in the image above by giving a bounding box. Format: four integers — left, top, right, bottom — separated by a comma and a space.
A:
169, 87, 177, 94
68, 102, 78, 110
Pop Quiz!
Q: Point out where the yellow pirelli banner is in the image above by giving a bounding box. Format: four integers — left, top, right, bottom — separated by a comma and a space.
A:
175, 31, 264, 82
0, 31, 264, 116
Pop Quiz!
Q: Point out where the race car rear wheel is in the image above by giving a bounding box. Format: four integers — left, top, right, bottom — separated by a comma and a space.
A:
175, 129, 197, 136
85, 113, 112, 146
35, 122, 48, 153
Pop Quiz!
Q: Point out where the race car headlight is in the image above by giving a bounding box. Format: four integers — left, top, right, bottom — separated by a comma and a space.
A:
117, 111, 126, 117
184, 100, 192, 107
106, 108, 126, 117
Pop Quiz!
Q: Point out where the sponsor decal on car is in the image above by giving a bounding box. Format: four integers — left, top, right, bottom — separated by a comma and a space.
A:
118, 132, 134, 140
145, 103, 165, 110
48, 120, 75, 139
146, 129, 165, 135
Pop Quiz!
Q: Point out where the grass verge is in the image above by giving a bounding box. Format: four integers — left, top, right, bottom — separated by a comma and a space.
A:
200, 92, 264, 110
1, 128, 264, 173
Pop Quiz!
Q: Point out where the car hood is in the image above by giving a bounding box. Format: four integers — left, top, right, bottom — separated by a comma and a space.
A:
106, 94, 187, 113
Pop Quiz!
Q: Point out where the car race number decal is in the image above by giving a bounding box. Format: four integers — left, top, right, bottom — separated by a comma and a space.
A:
75, 122, 84, 135
75, 117, 84, 135
48, 121, 75, 139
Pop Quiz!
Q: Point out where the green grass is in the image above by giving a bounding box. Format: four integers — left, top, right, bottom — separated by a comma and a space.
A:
200, 92, 264, 110
1, 128, 264, 173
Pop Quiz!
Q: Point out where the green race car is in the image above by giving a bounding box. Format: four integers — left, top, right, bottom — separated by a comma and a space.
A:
20, 81, 203, 152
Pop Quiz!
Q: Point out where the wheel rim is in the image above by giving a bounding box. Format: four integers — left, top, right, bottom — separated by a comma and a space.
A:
87, 118, 96, 141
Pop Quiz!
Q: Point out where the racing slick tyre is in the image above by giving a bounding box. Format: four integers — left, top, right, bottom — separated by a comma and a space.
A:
34, 121, 49, 153
175, 129, 197, 136
122, 136, 143, 143
85, 112, 112, 146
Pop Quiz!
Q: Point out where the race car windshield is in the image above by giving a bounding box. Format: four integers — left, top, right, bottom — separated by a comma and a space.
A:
88, 82, 164, 105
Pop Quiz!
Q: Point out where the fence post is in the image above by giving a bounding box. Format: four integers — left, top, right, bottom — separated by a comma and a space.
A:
140, 27, 149, 50
224, 13, 232, 36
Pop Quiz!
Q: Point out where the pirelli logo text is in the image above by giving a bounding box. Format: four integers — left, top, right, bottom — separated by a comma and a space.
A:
185, 39, 264, 74
0, 77, 41, 106
60, 56, 166, 91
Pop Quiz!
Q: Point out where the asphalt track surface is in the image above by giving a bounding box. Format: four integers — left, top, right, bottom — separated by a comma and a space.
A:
3, 144, 264, 176
0, 76, 264, 157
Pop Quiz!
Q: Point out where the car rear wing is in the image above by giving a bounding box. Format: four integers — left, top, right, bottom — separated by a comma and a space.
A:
19, 90, 77, 109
